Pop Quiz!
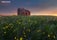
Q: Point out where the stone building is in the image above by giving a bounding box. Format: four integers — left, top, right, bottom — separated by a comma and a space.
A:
17, 8, 30, 16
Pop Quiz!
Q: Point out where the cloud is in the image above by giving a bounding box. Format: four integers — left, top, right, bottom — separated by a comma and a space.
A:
1, 1, 11, 3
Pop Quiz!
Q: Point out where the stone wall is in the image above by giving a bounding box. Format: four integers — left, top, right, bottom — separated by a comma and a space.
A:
17, 8, 30, 16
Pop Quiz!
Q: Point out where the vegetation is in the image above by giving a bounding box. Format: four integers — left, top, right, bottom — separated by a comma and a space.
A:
0, 16, 57, 40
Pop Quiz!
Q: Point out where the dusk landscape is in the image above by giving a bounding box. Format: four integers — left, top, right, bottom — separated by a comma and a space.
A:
0, 0, 57, 16
0, 0, 57, 40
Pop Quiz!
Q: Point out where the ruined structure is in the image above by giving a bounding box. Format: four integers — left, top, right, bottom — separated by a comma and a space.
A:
17, 8, 30, 16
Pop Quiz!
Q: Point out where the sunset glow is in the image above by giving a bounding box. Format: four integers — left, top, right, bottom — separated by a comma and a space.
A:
0, 0, 57, 16
31, 14, 57, 16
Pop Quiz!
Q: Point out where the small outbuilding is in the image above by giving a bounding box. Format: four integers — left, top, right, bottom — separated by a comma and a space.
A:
17, 8, 30, 16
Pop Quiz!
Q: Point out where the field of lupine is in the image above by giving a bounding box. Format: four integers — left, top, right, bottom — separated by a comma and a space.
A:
0, 16, 57, 40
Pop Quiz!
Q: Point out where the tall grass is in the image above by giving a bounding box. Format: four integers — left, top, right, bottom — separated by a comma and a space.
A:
0, 16, 57, 40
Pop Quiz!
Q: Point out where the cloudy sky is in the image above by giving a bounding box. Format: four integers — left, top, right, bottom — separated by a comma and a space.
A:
0, 0, 57, 16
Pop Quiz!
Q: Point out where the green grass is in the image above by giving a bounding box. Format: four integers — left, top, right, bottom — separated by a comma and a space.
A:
0, 16, 57, 40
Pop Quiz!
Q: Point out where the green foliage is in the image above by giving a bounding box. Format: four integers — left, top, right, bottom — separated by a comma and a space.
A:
0, 16, 57, 40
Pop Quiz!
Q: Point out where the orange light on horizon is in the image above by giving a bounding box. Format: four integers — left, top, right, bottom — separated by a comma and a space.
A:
31, 9, 57, 16
0, 10, 57, 16
31, 14, 57, 16
0, 13, 17, 16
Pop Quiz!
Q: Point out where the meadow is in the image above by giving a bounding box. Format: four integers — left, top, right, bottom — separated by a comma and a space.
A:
0, 16, 57, 40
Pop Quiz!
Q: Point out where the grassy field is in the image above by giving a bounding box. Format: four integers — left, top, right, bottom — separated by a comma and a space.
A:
0, 16, 57, 40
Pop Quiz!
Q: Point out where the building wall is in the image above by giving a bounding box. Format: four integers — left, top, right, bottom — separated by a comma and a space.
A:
17, 8, 30, 16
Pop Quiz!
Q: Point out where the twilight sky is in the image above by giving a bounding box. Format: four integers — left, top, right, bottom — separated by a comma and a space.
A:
0, 0, 57, 16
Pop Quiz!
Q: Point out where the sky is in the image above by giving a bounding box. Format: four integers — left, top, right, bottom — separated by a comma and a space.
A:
0, 0, 57, 16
